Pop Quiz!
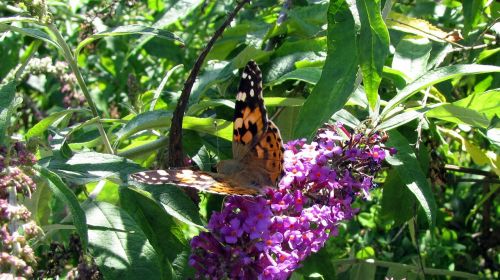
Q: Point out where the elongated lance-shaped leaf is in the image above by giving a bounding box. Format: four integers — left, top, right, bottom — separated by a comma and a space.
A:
0, 24, 60, 49
83, 201, 162, 279
294, 2, 358, 139
380, 64, 500, 120
75, 25, 183, 57
385, 131, 437, 228
38, 166, 88, 250
355, 0, 390, 110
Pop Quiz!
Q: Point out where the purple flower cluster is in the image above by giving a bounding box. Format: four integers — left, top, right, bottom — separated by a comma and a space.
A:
0, 142, 41, 278
189, 124, 395, 279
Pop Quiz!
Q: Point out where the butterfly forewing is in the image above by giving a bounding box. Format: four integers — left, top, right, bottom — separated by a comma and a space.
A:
232, 61, 268, 159
130, 169, 261, 196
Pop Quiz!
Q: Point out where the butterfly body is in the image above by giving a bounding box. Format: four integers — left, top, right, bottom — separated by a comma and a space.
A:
130, 61, 284, 196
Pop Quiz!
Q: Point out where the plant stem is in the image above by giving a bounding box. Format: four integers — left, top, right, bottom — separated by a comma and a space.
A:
444, 164, 497, 178
167, 0, 251, 168
47, 23, 114, 154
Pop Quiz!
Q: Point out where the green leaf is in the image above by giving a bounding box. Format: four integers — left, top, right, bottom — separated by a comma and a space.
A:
83, 201, 162, 280
295, 247, 336, 279
217, 46, 272, 81
355, 0, 390, 110
40, 151, 143, 185
0, 24, 60, 48
170, 248, 195, 280
392, 35, 432, 81
264, 97, 305, 107
186, 99, 235, 116
128, 182, 204, 228
24, 178, 52, 226
349, 262, 376, 280
294, 2, 358, 139
453, 89, 500, 120
115, 110, 172, 142
380, 64, 500, 119
267, 67, 322, 86
0, 81, 18, 145
386, 265, 418, 280
378, 106, 437, 131
76, 25, 184, 57
130, 0, 203, 55
183, 116, 233, 142
382, 66, 409, 89
26, 109, 87, 139
356, 246, 375, 259
426, 104, 490, 128
386, 130, 436, 227
190, 62, 229, 103
265, 53, 325, 83
119, 187, 191, 279
187, 98, 304, 116
332, 109, 361, 129
380, 170, 416, 225
463, 0, 484, 36
37, 166, 88, 250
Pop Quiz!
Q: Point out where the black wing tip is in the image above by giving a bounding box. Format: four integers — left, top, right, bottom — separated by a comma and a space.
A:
244, 60, 261, 76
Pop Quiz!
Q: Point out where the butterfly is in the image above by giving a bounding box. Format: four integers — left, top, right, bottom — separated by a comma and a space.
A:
130, 61, 285, 196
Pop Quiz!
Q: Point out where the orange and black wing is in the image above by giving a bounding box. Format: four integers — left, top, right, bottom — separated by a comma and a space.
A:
232, 61, 268, 160
246, 120, 285, 185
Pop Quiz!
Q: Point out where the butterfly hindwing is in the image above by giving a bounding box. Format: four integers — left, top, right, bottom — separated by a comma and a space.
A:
130, 169, 261, 196
247, 120, 285, 185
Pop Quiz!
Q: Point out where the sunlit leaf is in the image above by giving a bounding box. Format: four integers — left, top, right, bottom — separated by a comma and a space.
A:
76, 25, 184, 56
392, 36, 432, 81
386, 131, 436, 227
38, 166, 88, 249
294, 2, 358, 139
380, 64, 500, 119
130, 0, 203, 55
40, 151, 143, 184
128, 182, 204, 228
119, 187, 193, 279
354, 0, 390, 110
386, 12, 456, 43
26, 109, 88, 139
84, 201, 162, 279
183, 116, 233, 141
0, 24, 60, 48
115, 110, 172, 142
268, 67, 322, 86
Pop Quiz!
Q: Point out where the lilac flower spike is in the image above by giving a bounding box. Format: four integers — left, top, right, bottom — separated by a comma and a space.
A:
189, 124, 393, 279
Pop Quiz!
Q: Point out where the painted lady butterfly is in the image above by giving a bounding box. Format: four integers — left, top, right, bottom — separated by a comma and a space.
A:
130, 61, 285, 196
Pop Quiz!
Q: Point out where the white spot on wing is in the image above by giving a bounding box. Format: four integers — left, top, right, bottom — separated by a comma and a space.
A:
237, 92, 246, 101
242, 72, 248, 79
200, 174, 212, 180
249, 89, 254, 97
157, 170, 168, 176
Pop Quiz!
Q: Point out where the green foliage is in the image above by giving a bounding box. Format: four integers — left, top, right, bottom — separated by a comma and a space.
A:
0, 0, 498, 278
